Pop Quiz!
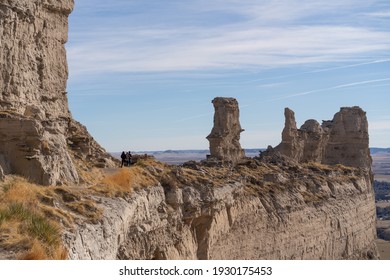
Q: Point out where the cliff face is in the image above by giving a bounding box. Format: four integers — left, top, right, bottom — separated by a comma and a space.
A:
0, 0, 74, 118
0, 0, 115, 185
65, 161, 377, 260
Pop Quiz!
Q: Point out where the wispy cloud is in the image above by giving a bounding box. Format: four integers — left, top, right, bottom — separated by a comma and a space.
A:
364, 11, 390, 18
68, 26, 390, 75
67, 0, 390, 78
271, 77, 390, 101
308, 58, 390, 73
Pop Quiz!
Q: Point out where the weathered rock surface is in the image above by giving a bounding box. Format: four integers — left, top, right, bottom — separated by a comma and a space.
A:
0, 115, 78, 185
274, 108, 303, 160
323, 107, 371, 169
264, 107, 371, 169
0, 0, 116, 185
65, 162, 378, 260
206, 97, 245, 164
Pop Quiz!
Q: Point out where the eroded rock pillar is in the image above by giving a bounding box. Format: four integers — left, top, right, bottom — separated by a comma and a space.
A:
206, 97, 244, 164
323, 106, 371, 169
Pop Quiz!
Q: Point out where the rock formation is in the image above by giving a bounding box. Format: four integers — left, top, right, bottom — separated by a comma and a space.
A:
265, 107, 371, 169
65, 160, 378, 260
206, 97, 245, 164
0, 0, 115, 185
323, 107, 371, 169
64, 103, 377, 260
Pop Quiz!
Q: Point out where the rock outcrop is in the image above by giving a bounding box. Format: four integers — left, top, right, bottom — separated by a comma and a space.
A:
65, 160, 378, 260
323, 107, 371, 169
264, 107, 371, 169
206, 97, 245, 164
0, 0, 115, 185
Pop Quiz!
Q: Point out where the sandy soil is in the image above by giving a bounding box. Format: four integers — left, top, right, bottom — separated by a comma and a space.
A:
376, 239, 390, 260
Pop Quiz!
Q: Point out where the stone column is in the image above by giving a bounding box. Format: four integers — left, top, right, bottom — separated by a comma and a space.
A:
206, 97, 245, 164
323, 106, 372, 169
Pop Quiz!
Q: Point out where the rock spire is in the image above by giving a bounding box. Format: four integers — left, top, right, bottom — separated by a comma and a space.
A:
265, 106, 371, 169
206, 97, 245, 164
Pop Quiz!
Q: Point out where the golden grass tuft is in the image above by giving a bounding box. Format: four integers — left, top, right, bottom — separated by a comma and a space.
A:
103, 168, 133, 189
0, 177, 70, 260
1, 178, 40, 206
20, 240, 47, 260
20, 240, 68, 260
93, 166, 158, 197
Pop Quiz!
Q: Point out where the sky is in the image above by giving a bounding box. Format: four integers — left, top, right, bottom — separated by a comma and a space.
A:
66, 0, 390, 152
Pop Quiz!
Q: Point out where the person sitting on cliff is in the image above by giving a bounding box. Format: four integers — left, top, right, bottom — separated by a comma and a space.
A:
120, 151, 127, 167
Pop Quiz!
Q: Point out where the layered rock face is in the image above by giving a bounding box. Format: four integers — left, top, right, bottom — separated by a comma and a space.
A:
65, 162, 378, 260
0, 0, 115, 185
266, 107, 371, 169
206, 97, 245, 164
323, 107, 371, 168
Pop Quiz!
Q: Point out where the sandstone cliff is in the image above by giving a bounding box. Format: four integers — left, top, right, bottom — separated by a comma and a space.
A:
0, 0, 115, 185
64, 159, 378, 260
264, 107, 372, 169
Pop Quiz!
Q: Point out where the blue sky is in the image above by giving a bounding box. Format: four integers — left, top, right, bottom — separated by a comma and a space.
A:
66, 0, 390, 151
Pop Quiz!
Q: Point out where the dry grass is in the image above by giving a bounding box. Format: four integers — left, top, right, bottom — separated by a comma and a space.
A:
19, 240, 68, 260
20, 240, 49, 260
1, 178, 40, 205
92, 165, 158, 197
0, 202, 65, 259
0, 177, 71, 259
0, 157, 169, 260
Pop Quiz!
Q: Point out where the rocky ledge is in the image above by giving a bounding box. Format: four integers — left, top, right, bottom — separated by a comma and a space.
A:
64, 158, 378, 260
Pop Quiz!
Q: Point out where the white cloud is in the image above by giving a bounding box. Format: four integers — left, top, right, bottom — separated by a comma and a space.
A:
67, 0, 390, 78
364, 11, 390, 18
271, 77, 390, 101
67, 25, 390, 76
